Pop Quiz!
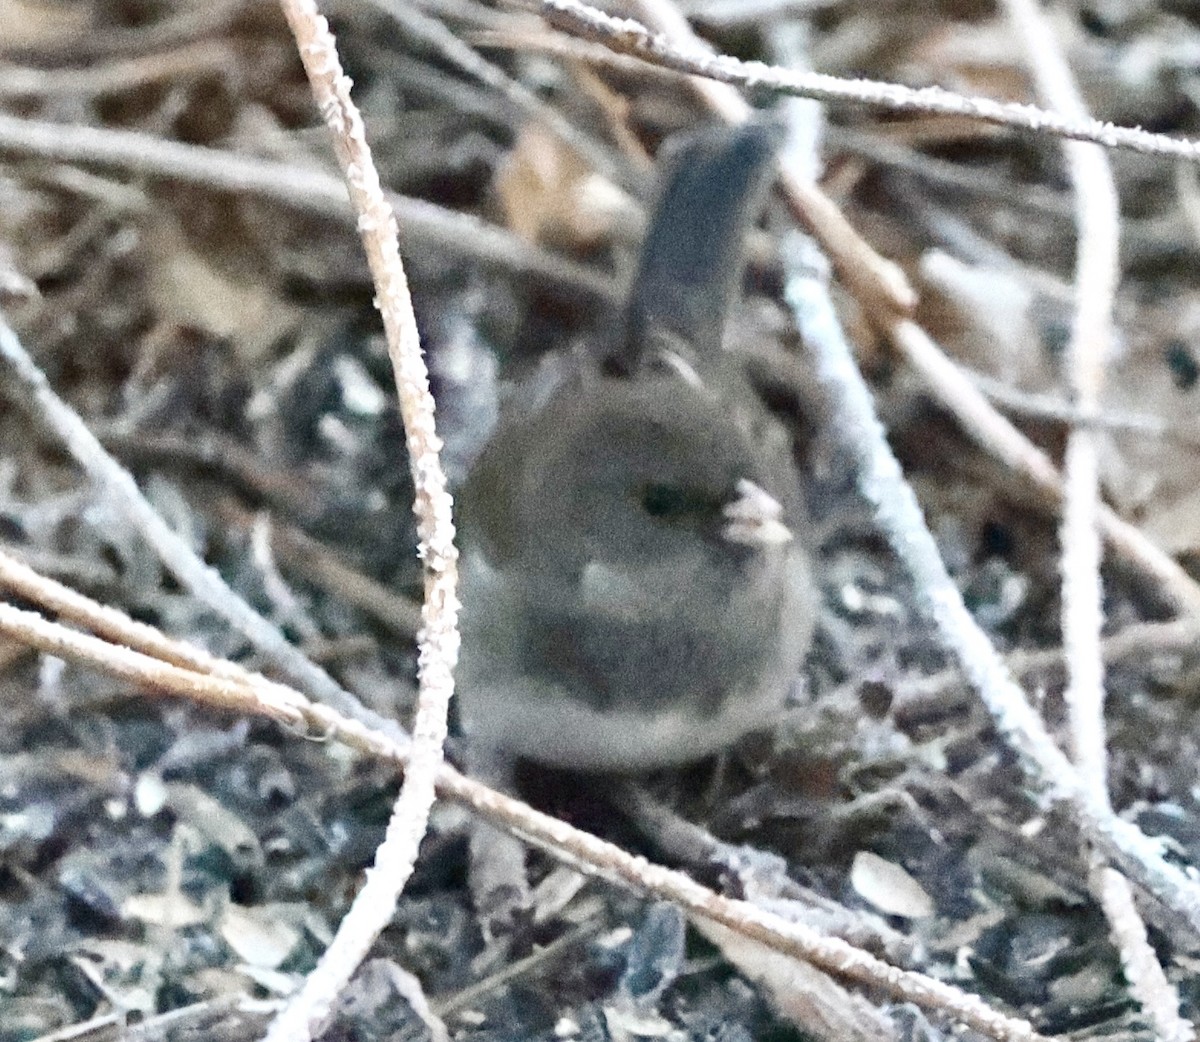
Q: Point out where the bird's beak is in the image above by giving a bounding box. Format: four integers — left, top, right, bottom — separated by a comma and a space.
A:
721, 479, 793, 547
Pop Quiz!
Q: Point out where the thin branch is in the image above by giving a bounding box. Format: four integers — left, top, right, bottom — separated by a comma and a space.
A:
0, 601, 305, 726
264, 1, 458, 1038
1001, 0, 1118, 802
248, 512, 423, 641
532, 0, 1200, 162
0, 39, 234, 98
0, 112, 619, 306
892, 617, 1200, 726
0, 547, 274, 682
889, 319, 1200, 617
1094, 865, 1195, 1042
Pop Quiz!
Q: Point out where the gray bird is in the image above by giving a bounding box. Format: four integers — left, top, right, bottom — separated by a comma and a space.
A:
456, 121, 815, 772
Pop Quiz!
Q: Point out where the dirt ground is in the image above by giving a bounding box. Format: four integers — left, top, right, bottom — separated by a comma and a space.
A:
3, 1, 1200, 1040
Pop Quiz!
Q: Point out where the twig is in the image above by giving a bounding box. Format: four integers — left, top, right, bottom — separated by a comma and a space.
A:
1001, 0, 1118, 803
892, 618, 1200, 726
0, 309, 406, 746
0, 601, 305, 726
827, 125, 1071, 219
0, 39, 233, 98
782, 235, 1200, 939
531, 0, 1200, 162
0, 112, 619, 306
0, 587, 1046, 1042
967, 370, 1185, 441
264, 2, 458, 1039
1094, 865, 1194, 1042
0, 547, 278, 682
1001, 2, 1192, 1037
241, 510, 423, 641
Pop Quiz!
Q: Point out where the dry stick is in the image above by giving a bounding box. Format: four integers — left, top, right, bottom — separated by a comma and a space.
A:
0, 112, 619, 307
783, 237, 1200, 938
1001, 0, 1118, 808
0, 38, 233, 98
1001, 3, 1193, 1037
534, 0, 1200, 162
364, 0, 642, 192
265, 2, 459, 1040
214, 496, 423, 641
1094, 864, 1195, 1042
262, 520, 423, 641
0, 600, 1045, 1042
0, 548, 276, 682
0, 601, 306, 726
0, 310, 407, 749
892, 617, 1200, 725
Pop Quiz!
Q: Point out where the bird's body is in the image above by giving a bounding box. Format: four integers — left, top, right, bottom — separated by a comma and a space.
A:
456, 122, 816, 771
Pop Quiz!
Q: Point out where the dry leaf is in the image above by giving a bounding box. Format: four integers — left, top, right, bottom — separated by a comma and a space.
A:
220, 903, 303, 969
495, 122, 632, 249
122, 891, 207, 928
850, 851, 935, 920
693, 918, 897, 1042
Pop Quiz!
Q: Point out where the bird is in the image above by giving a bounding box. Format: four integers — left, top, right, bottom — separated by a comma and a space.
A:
455, 120, 816, 773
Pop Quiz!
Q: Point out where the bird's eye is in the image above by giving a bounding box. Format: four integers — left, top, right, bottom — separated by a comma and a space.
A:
640, 482, 718, 520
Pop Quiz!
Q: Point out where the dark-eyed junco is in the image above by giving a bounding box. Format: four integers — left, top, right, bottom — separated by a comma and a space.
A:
456, 121, 815, 771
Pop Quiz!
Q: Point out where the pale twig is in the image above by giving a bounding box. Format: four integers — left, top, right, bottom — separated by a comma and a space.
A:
532, 0, 1200, 162
0, 590, 1045, 1042
783, 236, 1200, 939
0, 601, 306, 726
1001, 0, 1117, 807
0, 112, 619, 306
1002, 3, 1191, 1037
0, 38, 234, 98
892, 618, 1200, 726
967, 370, 1182, 441
0, 547, 278, 683
264, 2, 458, 1039
0, 309, 406, 746
1094, 865, 1195, 1042
247, 513, 423, 641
